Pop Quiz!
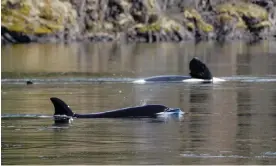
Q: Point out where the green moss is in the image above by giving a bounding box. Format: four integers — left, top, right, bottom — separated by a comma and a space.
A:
162, 17, 181, 29
4, 23, 27, 32
1, 0, 76, 35
20, 2, 31, 15
137, 23, 161, 33
186, 22, 195, 30
164, 28, 170, 33
216, 2, 268, 20
217, 13, 233, 22
201, 23, 213, 32
34, 26, 52, 34
236, 17, 247, 29
252, 21, 271, 29
217, 13, 247, 29
1, 1, 30, 24
183, 8, 214, 33
215, 2, 270, 30
172, 25, 180, 31
39, 6, 54, 20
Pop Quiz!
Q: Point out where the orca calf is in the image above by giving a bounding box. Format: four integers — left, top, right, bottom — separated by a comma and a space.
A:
50, 97, 183, 124
133, 57, 225, 84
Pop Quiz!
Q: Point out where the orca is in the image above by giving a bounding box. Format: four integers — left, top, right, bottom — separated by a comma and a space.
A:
50, 97, 184, 124
133, 57, 226, 84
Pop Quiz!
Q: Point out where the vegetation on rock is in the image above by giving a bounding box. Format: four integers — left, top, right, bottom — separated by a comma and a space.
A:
183, 8, 214, 33
215, 2, 271, 31
1, 0, 275, 43
1, 0, 77, 34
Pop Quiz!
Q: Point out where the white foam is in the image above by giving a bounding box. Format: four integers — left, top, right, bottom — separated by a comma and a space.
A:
132, 79, 146, 84
182, 78, 206, 83
156, 111, 184, 119
182, 77, 226, 83
212, 77, 226, 83
133, 77, 226, 84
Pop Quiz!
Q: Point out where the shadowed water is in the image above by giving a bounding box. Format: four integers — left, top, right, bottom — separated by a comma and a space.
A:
1, 41, 276, 165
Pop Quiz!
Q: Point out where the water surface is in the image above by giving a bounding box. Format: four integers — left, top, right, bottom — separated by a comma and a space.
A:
1, 42, 276, 164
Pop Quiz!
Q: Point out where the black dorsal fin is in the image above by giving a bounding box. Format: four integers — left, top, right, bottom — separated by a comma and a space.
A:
50, 97, 74, 117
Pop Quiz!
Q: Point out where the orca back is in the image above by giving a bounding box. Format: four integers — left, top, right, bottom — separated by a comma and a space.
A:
75, 105, 169, 118
143, 75, 191, 82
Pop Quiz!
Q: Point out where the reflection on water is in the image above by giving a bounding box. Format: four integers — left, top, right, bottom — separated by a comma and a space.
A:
2, 41, 276, 78
1, 42, 276, 164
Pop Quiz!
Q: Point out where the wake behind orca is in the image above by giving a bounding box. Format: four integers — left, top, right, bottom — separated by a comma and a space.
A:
50, 97, 184, 124
133, 57, 226, 84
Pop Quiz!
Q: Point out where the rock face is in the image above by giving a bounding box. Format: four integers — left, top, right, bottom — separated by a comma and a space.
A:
1, 0, 78, 43
1, 0, 276, 43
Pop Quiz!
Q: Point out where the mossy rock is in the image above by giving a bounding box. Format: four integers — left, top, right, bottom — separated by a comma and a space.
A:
136, 23, 161, 33
114, 14, 135, 31
252, 20, 271, 29
1, 0, 77, 35
183, 8, 214, 33
130, 0, 160, 23
216, 13, 247, 29
135, 17, 181, 33
160, 17, 181, 32
216, 2, 268, 21
215, 2, 270, 30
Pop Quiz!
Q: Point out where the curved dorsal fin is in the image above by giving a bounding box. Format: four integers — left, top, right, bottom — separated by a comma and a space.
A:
50, 97, 74, 117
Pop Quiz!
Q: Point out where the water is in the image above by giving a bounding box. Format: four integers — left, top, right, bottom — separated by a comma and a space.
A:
1, 41, 276, 164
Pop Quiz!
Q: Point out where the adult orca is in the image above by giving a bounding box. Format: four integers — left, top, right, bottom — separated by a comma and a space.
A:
133, 57, 225, 84
50, 97, 183, 124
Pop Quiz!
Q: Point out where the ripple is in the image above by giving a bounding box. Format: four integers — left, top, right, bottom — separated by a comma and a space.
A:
1, 114, 52, 119
2, 76, 276, 85
221, 76, 276, 82
1, 77, 135, 84
181, 153, 249, 158
181, 152, 276, 159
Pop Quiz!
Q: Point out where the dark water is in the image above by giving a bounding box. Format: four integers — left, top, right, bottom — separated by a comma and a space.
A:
1, 42, 276, 165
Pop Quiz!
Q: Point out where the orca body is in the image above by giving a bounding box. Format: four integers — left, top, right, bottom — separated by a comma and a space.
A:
133, 57, 226, 84
136, 75, 192, 82
50, 97, 183, 124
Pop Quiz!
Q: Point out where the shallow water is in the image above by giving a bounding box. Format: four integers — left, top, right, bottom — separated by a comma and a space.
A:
1, 41, 276, 165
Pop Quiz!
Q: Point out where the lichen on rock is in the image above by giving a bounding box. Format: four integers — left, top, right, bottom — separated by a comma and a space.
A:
183, 8, 214, 32
1, 0, 77, 35
215, 2, 271, 33
130, 0, 160, 24
128, 16, 187, 42
182, 8, 214, 40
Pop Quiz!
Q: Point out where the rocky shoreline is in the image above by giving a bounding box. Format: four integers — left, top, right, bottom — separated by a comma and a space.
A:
2, 0, 276, 44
